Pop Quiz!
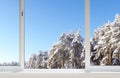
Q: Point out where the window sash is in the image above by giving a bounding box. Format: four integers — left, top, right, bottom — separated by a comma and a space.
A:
86, 0, 120, 72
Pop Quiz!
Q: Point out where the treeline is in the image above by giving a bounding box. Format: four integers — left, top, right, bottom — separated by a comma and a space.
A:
0, 61, 19, 66
25, 30, 85, 69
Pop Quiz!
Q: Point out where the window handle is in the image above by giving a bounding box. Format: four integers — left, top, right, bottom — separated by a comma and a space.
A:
21, 11, 23, 16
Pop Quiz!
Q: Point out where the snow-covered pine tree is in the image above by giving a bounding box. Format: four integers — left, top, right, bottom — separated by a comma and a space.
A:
91, 14, 120, 65
26, 54, 37, 69
35, 51, 43, 68
26, 51, 48, 69
48, 30, 85, 69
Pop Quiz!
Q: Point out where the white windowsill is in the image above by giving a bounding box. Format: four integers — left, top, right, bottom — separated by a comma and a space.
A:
0, 72, 120, 78
1, 69, 120, 78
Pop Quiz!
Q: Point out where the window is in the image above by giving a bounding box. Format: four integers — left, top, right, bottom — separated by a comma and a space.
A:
1, 0, 120, 72
25, 0, 85, 69
89, 0, 120, 71
0, 0, 21, 71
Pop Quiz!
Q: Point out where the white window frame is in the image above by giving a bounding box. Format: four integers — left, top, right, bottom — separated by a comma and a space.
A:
1, 0, 120, 73
86, 0, 120, 72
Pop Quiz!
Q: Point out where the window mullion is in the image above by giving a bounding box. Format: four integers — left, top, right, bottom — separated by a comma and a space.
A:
20, 0, 25, 69
85, 0, 90, 71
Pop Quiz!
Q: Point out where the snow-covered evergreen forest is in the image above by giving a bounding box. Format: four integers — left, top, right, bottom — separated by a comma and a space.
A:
25, 30, 85, 69
91, 14, 120, 65
0, 62, 19, 66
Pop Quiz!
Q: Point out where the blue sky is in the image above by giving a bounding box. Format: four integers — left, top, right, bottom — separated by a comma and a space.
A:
0, 0, 19, 63
25, 0, 84, 60
0, 0, 84, 63
90, 0, 120, 37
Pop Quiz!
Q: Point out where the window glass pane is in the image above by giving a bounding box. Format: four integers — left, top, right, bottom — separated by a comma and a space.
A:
0, 0, 19, 66
25, 0, 85, 69
90, 0, 120, 66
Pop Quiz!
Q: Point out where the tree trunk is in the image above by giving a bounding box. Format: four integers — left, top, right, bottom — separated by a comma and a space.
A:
108, 48, 112, 65
62, 60, 65, 68
119, 52, 120, 64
